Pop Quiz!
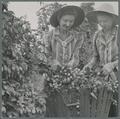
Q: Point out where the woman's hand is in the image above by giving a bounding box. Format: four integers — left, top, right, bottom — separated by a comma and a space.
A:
102, 63, 113, 76
67, 60, 74, 67
82, 64, 91, 72
51, 60, 61, 70
67, 59, 74, 68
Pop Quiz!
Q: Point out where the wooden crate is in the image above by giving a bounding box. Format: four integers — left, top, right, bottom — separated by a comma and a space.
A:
78, 87, 113, 117
61, 87, 113, 117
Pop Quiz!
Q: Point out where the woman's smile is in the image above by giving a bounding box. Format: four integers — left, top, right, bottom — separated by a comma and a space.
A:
59, 14, 75, 31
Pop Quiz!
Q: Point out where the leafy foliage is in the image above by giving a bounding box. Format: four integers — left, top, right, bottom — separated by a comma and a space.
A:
36, 2, 65, 33
2, 2, 98, 117
2, 5, 46, 118
2, 2, 117, 118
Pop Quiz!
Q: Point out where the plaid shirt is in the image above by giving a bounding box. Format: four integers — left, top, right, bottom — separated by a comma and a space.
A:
89, 26, 118, 70
46, 27, 84, 67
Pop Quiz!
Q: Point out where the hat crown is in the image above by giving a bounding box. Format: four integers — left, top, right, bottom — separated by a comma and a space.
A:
50, 5, 85, 28
96, 3, 117, 15
86, 3, 118, 24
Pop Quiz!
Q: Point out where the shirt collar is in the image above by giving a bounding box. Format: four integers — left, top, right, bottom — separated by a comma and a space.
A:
54, 26, 76, 36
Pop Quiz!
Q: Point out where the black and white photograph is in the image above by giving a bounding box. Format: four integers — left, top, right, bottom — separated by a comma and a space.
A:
1, 0, 119, 118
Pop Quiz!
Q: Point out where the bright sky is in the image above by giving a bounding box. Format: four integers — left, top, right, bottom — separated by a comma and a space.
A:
8, 1, 118, 29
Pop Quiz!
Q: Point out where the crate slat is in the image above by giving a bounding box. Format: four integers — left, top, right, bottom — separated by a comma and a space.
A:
104, 90, 113, 116
90, 92, 97, 117
79, 88, 85, 117
85, 88, 91, 117
100, 88, 108, 117
96, 87, 104, 116
60, 86, 113, 117
84, 88, 87, 116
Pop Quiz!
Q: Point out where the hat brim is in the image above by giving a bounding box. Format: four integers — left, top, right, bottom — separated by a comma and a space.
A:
50, 6, 85, 28
86, 11, 118, 24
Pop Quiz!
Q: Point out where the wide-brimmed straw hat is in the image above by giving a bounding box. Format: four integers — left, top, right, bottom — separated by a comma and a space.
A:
86, 3, 118, 24
50, 5, 85, 28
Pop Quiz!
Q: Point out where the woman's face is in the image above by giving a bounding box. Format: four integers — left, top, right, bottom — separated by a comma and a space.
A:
59, 14, 75, 31
97, 14, 115, 31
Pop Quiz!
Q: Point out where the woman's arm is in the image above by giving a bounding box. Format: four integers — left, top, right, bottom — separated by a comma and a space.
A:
111, 39, 118, 70
67, 48, 79, 68
83, 31, 100, 69
102, 31, 118, 74
46, 30, 61, 69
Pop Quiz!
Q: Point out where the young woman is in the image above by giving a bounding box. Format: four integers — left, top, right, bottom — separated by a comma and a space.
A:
85, 4, 118, 117
45, 6, 85, 117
